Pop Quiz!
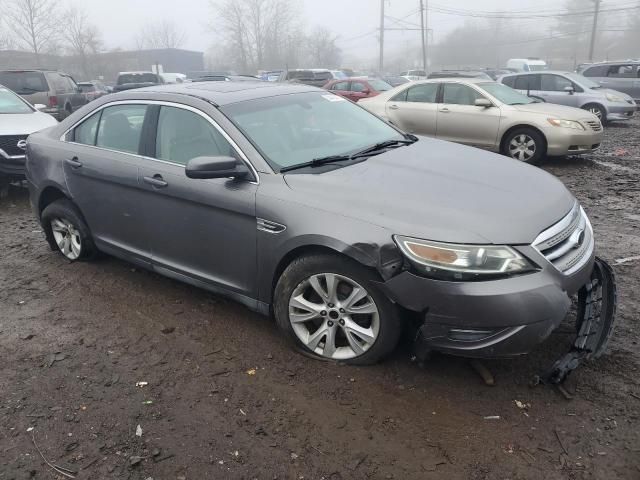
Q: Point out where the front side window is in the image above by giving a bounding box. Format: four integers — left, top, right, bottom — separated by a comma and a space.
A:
155, 106, 235, 166
221, 91, 404, 171
73, 111, 101, 145
96, 104, 147, 154
406, 83, 439, 103
442, 83, 484, 105
331, 81, 349, 91
513, 74, 540, 90
501, 76, 516, 87
583, 65, 608, 77
540, 74, 572, 92
608, 64, 636, 78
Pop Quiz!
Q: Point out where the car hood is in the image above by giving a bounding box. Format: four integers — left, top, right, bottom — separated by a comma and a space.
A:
283, 137, 575, 245
0, 111, 58, 135
511, 102, 595, 119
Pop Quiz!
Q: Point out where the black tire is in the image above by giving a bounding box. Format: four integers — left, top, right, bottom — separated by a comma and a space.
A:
502, 127, 546, 163
274, 253, 402, 365
581, 103, 606, 124
41, 198, 97, 261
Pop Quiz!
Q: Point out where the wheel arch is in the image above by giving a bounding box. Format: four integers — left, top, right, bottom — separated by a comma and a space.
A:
38, 185, 69, 216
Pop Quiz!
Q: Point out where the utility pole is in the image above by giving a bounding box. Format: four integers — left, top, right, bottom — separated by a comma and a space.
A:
379, 0, 385, 73
424, 0, 429, 73
588, 0, 601, 62
420, 0, 427, 73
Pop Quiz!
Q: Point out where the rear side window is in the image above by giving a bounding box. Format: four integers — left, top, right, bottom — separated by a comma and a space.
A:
583, 65, 608, 77
607, 64, 637, 78
406, 83, 439, 103
73, 111, 101, 145
331, 81, 349, 90
155, 106, 235, 166
96, 105, 147, 154
0, 71, 48, 94
514, 75, 540, 90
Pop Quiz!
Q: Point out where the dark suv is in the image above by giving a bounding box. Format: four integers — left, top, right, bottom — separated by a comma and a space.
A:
277, 69, 333, 87
0, 70, 87, 120
113, 72, 164, 92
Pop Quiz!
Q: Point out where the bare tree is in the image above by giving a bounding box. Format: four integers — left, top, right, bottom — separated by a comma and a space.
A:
6, 0, 59, 60
305, 27, 341, 68
64, 6, 102, 77
137, 20, 187, 50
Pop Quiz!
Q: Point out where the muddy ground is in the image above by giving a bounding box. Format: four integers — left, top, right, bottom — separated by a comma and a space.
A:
1, 118, 639, 480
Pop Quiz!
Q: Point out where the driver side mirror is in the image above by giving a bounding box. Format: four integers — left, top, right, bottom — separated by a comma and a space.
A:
564, 86, 575, 94
185, 156, 249, 180
474, 98, 492, 108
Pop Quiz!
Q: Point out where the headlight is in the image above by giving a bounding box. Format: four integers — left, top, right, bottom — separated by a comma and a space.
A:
547, 118, 585, 130
605, 93, 625, 102
394, 236, 537, 281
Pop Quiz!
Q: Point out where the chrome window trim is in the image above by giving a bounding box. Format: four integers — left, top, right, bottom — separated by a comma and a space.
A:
59, 99, 260, 184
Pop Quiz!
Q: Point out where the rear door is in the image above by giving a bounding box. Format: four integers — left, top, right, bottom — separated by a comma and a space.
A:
538, 74, 580, 107
135, 104, 258, 298
435, 83, 501, 149
62, 103, 152, 264
329, 81, 351, 100
385, 83, 439, 136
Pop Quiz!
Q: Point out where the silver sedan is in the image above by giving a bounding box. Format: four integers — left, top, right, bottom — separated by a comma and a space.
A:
360, 78, 604, 163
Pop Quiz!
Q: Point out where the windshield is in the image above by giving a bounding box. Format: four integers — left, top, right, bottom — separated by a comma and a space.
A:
117, 73, 159, 85
0, 87, 33, 113
221, 92, 404, 172
0, 71, 48, 95
564, 72, 601, 89
368, 79, 393, 91
479, 82, 535, 105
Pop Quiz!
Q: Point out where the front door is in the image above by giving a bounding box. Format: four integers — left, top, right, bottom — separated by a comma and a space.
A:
538, 74, 581, 107
385, 83, 439, 136
436, 83, 501, 149
136, 104, 258, 298
61, 103, 151, 264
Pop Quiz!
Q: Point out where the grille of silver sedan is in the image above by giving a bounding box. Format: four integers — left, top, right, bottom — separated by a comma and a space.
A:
533, 203, 594, 275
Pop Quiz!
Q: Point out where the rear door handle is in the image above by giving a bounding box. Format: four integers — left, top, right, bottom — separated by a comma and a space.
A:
388, 104, 399, 110
143, 174, 168, 188
439, 107, 450, 113
65, 157, 82, 169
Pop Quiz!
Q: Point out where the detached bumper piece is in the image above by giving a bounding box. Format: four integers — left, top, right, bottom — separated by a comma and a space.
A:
541, 257, 617, 384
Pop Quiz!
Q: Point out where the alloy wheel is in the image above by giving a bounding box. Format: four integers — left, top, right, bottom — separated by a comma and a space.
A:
51, 218, 82, 260
508, 134, 536, 161
288, 273, 380, 360
588, 107, 603, 119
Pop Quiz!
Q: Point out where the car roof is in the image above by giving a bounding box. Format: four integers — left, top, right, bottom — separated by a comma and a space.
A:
130, 81, 320, 106
118, 71, 157, 75
583, 59, 640, 65
412, 78, 492, 84
501, 70, 574, 76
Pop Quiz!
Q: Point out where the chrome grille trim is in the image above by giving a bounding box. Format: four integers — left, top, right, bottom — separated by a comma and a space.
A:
585, 120, 602, 132
533, 203, 594, 275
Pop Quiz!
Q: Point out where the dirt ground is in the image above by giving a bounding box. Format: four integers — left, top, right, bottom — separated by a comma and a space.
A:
1, 118, 639, 480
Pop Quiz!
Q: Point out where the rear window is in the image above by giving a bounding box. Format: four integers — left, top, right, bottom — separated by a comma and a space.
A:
0, 71, 48, 95
117, 73, 159, 85
313, 71, 332, 81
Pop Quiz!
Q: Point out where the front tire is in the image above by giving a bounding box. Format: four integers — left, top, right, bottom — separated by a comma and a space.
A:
274, 254, 401, 365
41, 199, 96, 261
502, 128, 546, 163
582, 103, 606, 124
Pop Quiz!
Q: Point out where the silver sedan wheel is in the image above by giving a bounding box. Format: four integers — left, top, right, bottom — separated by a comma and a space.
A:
288, 273, 380, 360
508, 134, 536, 161
588, 106, 603, 119
51, 218, 82, 260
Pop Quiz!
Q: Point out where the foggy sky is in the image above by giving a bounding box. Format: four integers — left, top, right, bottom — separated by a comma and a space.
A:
88, 0, 552, 56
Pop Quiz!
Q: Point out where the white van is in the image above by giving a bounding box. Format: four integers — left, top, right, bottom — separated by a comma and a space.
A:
505, 58, 548, 72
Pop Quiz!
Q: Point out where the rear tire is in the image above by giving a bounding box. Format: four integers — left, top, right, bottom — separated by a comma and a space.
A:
274, 253, 401, 365
502, 127, 546, 163
41, 199, 96, 261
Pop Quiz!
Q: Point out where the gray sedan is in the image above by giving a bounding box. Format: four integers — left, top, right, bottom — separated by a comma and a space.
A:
25, 82, 613, 368
500, 71, 637, 122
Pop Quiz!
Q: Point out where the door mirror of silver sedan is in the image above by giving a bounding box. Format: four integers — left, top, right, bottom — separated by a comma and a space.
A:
564, 86, 575, 94
474, 98, 492, 108
185, 156, 249, 180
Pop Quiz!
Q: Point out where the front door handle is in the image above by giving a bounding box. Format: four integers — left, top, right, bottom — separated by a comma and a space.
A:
439, 107, 450, 113
65, 157, 82, 169
388, 104, 399, 110
143, 174, 168, 188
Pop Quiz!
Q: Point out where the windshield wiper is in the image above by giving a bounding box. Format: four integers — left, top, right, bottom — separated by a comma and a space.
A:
280, 137, 417, 173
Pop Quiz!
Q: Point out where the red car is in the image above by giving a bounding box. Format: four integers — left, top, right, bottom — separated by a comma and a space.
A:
323, 77, 393, 102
